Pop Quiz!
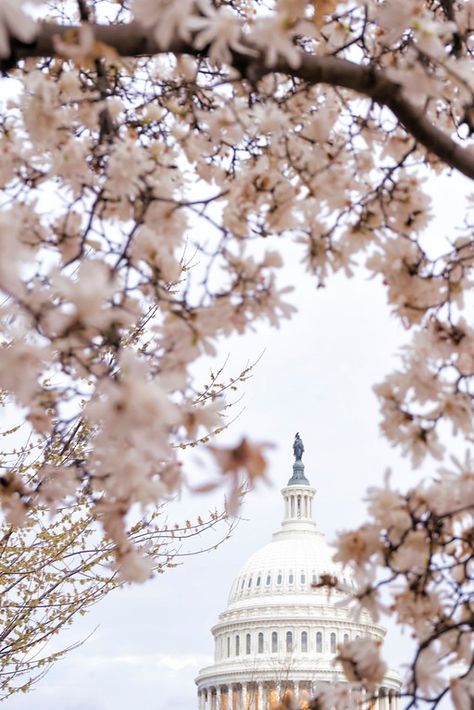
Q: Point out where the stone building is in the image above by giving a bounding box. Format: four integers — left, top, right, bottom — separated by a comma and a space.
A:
196, 436, 401, 709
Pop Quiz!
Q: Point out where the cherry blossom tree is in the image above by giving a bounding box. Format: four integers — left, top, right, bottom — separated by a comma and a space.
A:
0, 0, 473, 707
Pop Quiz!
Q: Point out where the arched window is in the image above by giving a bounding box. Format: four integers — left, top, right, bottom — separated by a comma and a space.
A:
277, 572, 282, 585
301, 631, 308, 652
227, 637, 230, 657
344, 633, 349, 644
246, 633, 251, 655
288, 571, 294, 585
258, 632, 264, 653
312, 573, 318, 586
300, 571, 306, 585
330, 632, 337, 653
316, 632, 322, 652
256, 576, 261, 587
240, 577, 245, 590
286, 631, 293, 652
297, 495, 301, 517
247, 576, 252, 589
266, 574, 271, 586
272, 631, 278, 653
235, 635, 240, 656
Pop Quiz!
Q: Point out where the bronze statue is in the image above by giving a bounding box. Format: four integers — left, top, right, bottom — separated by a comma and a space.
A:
293, 432, 304, 461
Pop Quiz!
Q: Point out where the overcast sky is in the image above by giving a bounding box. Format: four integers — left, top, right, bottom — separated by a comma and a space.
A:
6, 176, 469, 710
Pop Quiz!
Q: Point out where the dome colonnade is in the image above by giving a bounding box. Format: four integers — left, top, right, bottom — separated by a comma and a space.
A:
196, 435, 401, 709
197, 684, 399, 710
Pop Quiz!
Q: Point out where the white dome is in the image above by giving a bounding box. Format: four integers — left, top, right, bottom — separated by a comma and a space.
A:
227, 529, 355, 609
196, 446, 401, 709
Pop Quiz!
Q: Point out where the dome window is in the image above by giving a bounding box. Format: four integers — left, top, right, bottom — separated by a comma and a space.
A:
344, 633, 349, 644
312, 573, 317, 585
246, 633, 251, 655
240, 577, 245, 591
301, 631, 308, 652
256, 575, 261, 587
272, 631, 278, 653
227, 636, 230, 657
316, 632, 322, 652
286, 631, 293, 653
300, 571, 306, 585
247, 576, 252, 589
258, 632, 264, 653
288, 572, 294, 585
330, 632, 337, 653
265, 574, 271, 586
276, 572, 282, 586
235, 635, 240, 656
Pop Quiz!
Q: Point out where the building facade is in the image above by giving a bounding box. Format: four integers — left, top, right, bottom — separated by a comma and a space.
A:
196, 436, 401, 709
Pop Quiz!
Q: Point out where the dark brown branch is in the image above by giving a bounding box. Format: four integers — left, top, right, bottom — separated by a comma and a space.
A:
287, 54, 474, 181
8, 21, 474, 181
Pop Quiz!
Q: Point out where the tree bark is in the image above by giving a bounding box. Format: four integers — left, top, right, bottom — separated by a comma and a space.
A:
8, 21, 474, 181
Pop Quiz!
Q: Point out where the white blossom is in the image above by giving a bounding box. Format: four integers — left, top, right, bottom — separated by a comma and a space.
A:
414, 647, 445, 697
450, 675, 474, 710
132, 0, 195, 48
337, 637, 387, 690
0, 1, 39, 58
249, 16, 302, 68
186, 3, 254, 65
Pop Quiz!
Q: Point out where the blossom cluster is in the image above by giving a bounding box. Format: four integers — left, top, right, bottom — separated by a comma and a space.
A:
334, 461, 474, 706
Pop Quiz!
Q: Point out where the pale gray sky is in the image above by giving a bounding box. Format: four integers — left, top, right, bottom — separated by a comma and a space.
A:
6, 175, 469, 709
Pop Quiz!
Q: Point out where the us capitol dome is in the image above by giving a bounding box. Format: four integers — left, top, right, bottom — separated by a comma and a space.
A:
196, 434, 401, 709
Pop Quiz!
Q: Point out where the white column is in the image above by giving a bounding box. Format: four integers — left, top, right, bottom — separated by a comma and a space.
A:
242, 683, 248, 710
199, 690, 205, 710
241, 684, 247, 710
257, 683, 263, 710
216, 686, 221, 710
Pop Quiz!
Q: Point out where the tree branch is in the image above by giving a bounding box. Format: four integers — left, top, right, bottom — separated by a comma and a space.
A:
8, 21, 474, 181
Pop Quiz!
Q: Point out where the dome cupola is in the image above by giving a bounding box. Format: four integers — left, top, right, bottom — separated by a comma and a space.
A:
278, 433, 316, 537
